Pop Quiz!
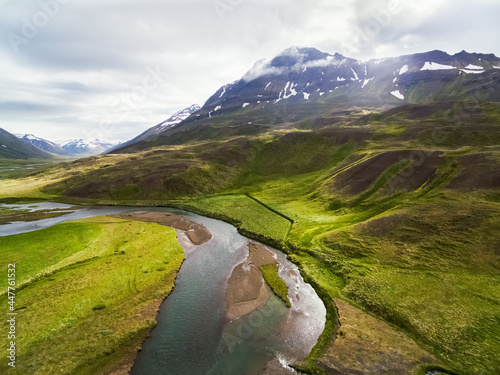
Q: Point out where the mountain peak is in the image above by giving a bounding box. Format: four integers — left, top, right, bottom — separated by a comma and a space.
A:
16, 133, 69, 156
59, 139, 115, 156
243, 47, 343, 82
201, 47, 500, 117
270, 47, 332, 68
112, 48, 500, 154
0, 128, 54, 159
106, 104, 201, 153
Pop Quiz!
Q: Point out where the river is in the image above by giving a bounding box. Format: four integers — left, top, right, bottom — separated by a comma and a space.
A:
0, 202, 326, 374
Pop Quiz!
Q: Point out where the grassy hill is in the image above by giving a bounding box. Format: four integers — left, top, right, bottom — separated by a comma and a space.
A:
1, 100, 500, 374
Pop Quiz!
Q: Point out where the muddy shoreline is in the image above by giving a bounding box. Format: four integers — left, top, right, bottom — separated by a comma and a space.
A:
0, 209, 76, 225
109, 211, 212, 245
225, 243, 279, 320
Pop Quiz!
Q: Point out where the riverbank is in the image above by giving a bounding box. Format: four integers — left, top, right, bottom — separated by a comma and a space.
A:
93, 211, 213, 374
108, 211, 212, 245
0, 216, 185, 375
225, 242, 293, 320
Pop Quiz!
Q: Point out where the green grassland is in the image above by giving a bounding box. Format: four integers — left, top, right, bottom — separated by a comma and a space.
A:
0, 217, 184, 375
176, 194, 292, 247
0, 159, 59, 180
259, 263, 291, 308
1, 100, 500, 374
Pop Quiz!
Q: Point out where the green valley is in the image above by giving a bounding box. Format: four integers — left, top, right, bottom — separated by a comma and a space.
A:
1, 98, 499, 374
3, 35, 500, 375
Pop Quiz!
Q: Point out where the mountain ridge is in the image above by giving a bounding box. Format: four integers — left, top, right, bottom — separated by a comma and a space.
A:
0, 128, 54, 159
107, 104, 200, 152
16, 134, 70, 156
202, 47, 500, 112
58, 139, 116, 156
111, 48, 500, 154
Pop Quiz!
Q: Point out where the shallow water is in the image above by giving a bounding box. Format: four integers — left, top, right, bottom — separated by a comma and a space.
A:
0, 204, 129, 236
0, 202, 75, 212
0, 204, 326, 374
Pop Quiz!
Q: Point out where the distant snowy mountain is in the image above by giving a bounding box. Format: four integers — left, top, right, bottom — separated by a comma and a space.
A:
107, 104, 200, 153
58, 139, 116, 156
1, 129, 53, 159
17, 134, 69, 156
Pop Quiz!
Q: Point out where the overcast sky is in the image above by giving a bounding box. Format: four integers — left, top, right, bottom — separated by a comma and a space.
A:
1, 0, 499, 143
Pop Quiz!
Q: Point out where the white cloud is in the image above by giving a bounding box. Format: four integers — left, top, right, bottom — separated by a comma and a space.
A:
242, 49, 347, 82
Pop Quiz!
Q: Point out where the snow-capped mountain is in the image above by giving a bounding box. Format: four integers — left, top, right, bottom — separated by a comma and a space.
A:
1, 129, 53, 159
111, 48, 500, 153
59, 139, 116, 156
16, 134, 69, 156
107, 104, 200, 153
201, 47, 500, 114
155, 104, 201, 133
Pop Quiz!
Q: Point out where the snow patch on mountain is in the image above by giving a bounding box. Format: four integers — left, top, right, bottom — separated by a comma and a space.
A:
16, 133, 69, 155
465, 64, 483, 70
461, 69, 485, 74
283, 82, 298, 99
362, 78, 374, 88
219, 85, 229, 98
351, 68, 359, 81
421, 62, 455, 71
391, 90, 405, 100
155, 104, 201, 133
19, 134, 58, 147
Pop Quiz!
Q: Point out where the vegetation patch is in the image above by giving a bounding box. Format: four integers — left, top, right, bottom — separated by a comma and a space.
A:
179, 194, 292, 246
259, 263, 291, 307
